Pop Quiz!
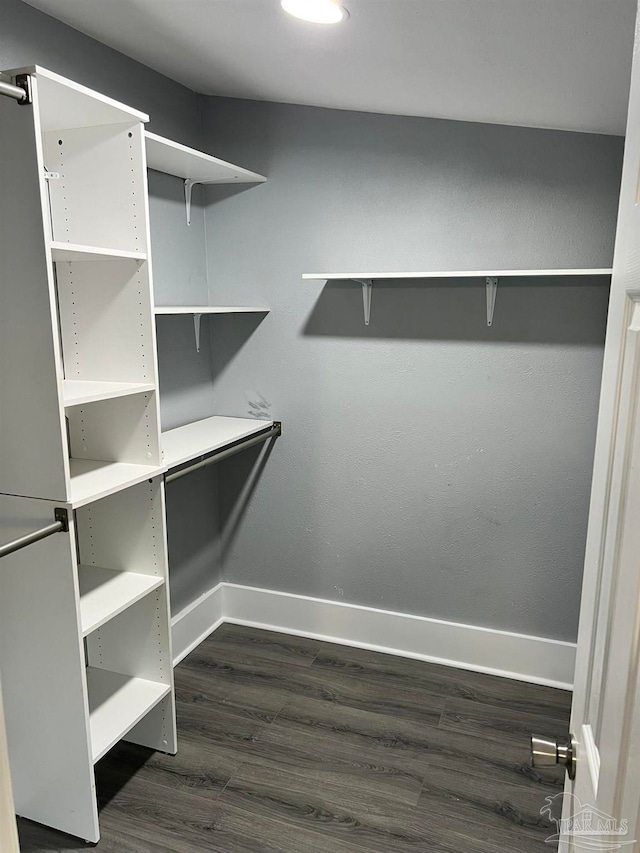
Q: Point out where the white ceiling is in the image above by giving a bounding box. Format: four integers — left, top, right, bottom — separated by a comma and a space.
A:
23, 0, 636, 134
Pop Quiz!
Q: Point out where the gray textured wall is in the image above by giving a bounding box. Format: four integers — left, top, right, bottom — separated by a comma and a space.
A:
0, 0, 626, 640
203, 98, 623, 642
0, 0, 219, 607
0, 0, 202, 145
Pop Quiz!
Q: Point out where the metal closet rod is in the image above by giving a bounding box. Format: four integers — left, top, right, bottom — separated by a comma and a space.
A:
0, 508, 69, 560
166, 421, 282, 484
0, 75, 31, 104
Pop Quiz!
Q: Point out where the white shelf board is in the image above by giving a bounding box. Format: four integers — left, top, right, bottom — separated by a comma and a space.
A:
5, 66, 148, 132
162, 416, 274, 469
79, 565, 164, 637
87, 668, 170, 763
154, 306, 269, 315
303, 269, 613, 280
69, 459, 165, 508
62, 380, 155, 407
51, 242, 147, 262
145, 131, 266, 184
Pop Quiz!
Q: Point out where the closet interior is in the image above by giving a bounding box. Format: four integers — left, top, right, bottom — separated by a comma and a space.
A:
0, 62, 613, 845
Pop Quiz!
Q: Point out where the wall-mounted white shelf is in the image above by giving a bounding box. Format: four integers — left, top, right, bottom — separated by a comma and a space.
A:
145, 131, 266, 225
162, 416, 275, 470
78, 566, 164, 637
303, 268, 613, 327
145, 131, 265, 183
69, 459, 164, 508
155, 305, 270, 352
50, 242, 147, 262
87, 667, 170, 763
62, 380, 156, 408
154, 306, 269, 314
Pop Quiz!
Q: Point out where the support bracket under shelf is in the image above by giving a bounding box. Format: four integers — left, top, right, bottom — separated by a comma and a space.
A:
354, 279, 373, 326
193, 312, 202, 352
486, 276, 498, 327
184, 179, 197, 225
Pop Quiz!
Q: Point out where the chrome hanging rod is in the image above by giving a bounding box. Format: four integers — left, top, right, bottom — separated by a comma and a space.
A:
0, 508, 69, 560
0, 74, 31, 105
166, 422, 282, 484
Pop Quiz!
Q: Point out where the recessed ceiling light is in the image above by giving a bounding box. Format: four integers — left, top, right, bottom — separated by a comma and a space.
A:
281, 0, 348, 24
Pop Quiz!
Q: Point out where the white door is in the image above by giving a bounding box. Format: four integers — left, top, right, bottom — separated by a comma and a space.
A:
539, 2, 640, 848
0, 676, 19, 853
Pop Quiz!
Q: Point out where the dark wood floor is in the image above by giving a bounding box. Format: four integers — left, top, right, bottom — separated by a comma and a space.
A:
18, 624, 571, 852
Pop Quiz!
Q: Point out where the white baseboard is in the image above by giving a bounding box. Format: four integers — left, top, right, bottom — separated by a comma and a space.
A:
171, 582, 223, 666
172, 582, 576, 689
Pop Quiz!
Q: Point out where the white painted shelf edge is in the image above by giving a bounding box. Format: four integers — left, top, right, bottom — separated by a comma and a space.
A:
62, 380, 156, 407
145, 131, 266, 184
50, 242, 147, 262
162, 416, 275, 470
78, 566, 164, 637
69, 459, 165, 508
154, 306, 270, 314
302, 269, 613, 279
87, 668, 170, 763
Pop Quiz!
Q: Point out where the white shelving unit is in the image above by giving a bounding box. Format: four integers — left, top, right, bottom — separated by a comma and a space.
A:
304, 268, 614, 326
0, 66, 176, 844
145, 130, 266, 224
162, 416, 276, 469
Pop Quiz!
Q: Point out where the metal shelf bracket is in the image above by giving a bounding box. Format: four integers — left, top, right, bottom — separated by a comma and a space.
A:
193, 312, 202, 352
184, 179, 197, 225
355, 279, 373, 326
486, 277, 498, 327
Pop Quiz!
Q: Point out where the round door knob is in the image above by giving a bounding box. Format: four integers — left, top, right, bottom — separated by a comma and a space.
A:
531, 733, 576, 780
531, 734, 559, 767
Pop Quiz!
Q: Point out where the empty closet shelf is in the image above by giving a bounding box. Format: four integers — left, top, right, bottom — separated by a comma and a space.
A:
145, 131, 266, 183
154, 306, 269, 314
78, 565, 164, 636
69, 459, 165, 508
162, 416, 275, 469
62, 380, 156, 407
87, 668, 170, 763
50, 241, 147, 262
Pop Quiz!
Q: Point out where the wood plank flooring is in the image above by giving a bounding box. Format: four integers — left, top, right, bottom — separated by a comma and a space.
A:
18, 624, 571, 852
